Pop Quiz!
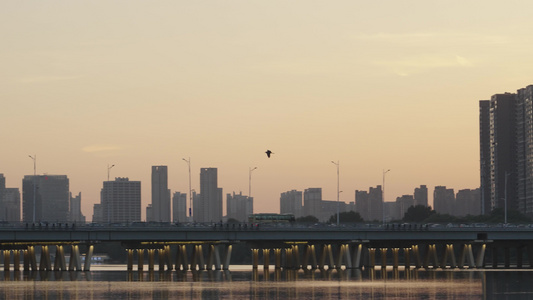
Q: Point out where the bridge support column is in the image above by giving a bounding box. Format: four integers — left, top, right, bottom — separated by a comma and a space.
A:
274, 248, 282, 269
54, 245, 67, 271
492, 246, 498, 268
343, 244, 352, 269
412, 245, 422, 269
476, 244, 486, 268
27, 246, 37, 271
403, 248, 411, 269
303, 245, 317, 269
391, 248, 399, 269
69, 245, 82, 271
292, 245, 301, 269
380, 248, 388, 271
148, 249, 155, 271
424, 244, 439, 269
84, 245, 94, 271
191, 245, 205, 270
40, 246, 52, 271
439, 244, 456, 269
222, 244, 232, 270
137, 249, 144, 271
368, 248, 376, 269
252, 249, 259, 269
23, 249, 30, 271
319, 244, 334, 270
13, 250, 20, 271
166, 246, 173, 270
353, 244, 363, 269
158, 248, 166, 271
284, 247, 293, 269
207, 244, 221, 270
263, 249, 270, 270
458, 244, 475, 269
176, 245, 189, 270
3, 250, 10, 272
127, 249, 134, 271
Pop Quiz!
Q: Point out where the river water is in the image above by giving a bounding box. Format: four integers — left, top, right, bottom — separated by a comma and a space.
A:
0, 265, 530, 299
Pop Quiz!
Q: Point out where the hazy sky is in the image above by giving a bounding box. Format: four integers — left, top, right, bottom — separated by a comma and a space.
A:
2, 1, 533, 221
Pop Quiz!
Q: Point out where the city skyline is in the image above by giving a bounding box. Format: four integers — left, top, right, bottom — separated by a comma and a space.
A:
3, 2, 533, 219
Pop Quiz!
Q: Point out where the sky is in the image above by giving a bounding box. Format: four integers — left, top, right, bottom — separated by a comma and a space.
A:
2, 1, 533, 221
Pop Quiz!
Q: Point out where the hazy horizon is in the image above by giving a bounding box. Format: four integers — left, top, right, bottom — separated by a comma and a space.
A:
2, 1, 533, 221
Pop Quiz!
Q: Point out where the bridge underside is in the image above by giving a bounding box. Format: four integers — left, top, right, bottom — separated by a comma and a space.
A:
0, 240, 532, 272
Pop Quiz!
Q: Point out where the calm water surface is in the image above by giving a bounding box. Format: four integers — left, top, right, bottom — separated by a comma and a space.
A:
0, 265, 530, 299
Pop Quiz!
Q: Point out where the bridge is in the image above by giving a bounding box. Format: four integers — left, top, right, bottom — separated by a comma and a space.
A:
0, 224, 532, 272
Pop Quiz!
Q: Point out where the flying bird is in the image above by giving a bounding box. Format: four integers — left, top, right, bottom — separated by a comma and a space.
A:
265, 150, 273, 158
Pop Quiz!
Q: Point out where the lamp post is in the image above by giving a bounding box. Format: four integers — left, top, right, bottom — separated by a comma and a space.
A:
382, 169, 390, 225
28, 155, 36, 223
107, 164, 115, 181
331, 161, 340, 226
182, 157, 192, 221
249, 167, 257, 197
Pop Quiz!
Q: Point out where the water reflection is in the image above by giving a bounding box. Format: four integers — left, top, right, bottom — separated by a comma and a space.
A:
0, 268, 531, 299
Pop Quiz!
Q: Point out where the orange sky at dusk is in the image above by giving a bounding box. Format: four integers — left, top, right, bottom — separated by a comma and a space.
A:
2, 1, 533, 220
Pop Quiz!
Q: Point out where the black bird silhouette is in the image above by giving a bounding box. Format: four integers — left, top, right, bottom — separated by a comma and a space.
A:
265, 150, 273, 158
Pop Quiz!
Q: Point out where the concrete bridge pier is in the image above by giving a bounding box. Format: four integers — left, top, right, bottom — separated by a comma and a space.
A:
127, 249, 134, 271
368, 248, 376, 269
83, 245, 94, 271
176, 245, 188, 270
319, 244, 334, 270
148, 249, 155, 271
3, 250, 10, 272
39, 246, 52, 271
274, 248, 282, 269
137, 249, 144, 271
69, 245, 82, 271
424, 244, 439, 269
302, 244, 318, 269
53, 245, 67, 271
252, 249, 259, 269
380, 248, 388, 271
13, 250, 20, 271
206, 244, 221, 270
403, 247, 411, 269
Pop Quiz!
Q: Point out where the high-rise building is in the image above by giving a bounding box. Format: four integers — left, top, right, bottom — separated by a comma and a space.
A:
69, 192, 85, 223
480, 93, 518, 213
226, 192, 253, 222
516, 86, 533, 214
481, 85, 533, 216
455, 188, 481, 217
479, 100, 491, 214
172, 192, 187, 223
280, 190, 303, 218
196, 168, 222, 223
92, 204, 103, 223
151, 166, 171, 222
100, 178, 141, 223
2, 188, 20, 222
369, 186, 383, 222
22, 175, 69, 222
355, 190, 370, 221
414, 185, 428, 207
303, 188, 322, 218
433, 186, 455, 215
395, 195, 415, 219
